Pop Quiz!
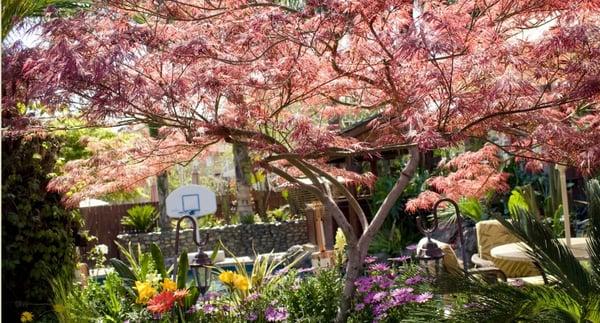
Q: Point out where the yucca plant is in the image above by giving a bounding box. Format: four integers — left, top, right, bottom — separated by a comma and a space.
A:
120, 205, 158, 233
444, 179, 600, 322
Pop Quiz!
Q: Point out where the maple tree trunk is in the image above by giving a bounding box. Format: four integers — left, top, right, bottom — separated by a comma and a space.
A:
233, 142, 254, 218
335, 147, 420, 323
157, 172, 170, 231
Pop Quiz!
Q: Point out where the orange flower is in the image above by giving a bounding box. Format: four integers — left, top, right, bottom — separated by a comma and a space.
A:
147, 291, 176, 314
173, 289, 189, 303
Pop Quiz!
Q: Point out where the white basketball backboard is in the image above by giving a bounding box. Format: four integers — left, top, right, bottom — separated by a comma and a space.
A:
166, 185, 217, 218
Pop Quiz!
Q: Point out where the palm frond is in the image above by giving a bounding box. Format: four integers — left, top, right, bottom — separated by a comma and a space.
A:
2, 0, 91, 40
495, 210, 593, 304
586, 179, 600, 281
441, 274, 581, 323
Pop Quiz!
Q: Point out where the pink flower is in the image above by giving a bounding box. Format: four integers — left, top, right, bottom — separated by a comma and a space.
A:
414, 292, 433, 303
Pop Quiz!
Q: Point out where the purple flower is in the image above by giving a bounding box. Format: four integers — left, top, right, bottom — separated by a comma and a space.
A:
275, 268, 289, 276
364, 291, 387, 304
246, 292, 260, 301
414, 292, 433, 303
298, 267, 315, 273
373, 291, 388, 303
265, 306, 289, 322
355, 303, 365, 311
373, 302, 390, 316
372, 275, 394, 289
405, 244, 418, 252
201, 304, 217, 314
405, 275, 424, 286
201, 291, 221, 301
364, 256, 377, 264
369, 263, 390, 272
390, 287, 415, 306
246, 312, 258, 321
355, 277, 374, 292
388, 255, 411, 263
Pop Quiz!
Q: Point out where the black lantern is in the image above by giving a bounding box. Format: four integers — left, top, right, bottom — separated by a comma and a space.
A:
416, 213, 445, 277
174, 215, 212, 295
190, 249, 212, 295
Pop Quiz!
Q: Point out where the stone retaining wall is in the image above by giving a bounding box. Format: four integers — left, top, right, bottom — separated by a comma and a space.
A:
117, 220, 308, 258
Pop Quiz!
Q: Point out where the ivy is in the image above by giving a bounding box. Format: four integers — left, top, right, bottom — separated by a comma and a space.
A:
2, 135, 82, 321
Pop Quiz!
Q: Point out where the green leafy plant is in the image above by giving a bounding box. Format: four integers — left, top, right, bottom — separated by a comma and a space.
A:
120, 205, 158, 233
267, 205, 293, 222
197, 213, 224, 228
110, 242, 156, 285
369, 223, 407, 256
240, 214, 257, 224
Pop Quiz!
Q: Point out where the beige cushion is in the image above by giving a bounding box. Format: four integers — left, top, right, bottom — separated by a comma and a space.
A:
417, 238, 462, 275
476, 220, 540, 278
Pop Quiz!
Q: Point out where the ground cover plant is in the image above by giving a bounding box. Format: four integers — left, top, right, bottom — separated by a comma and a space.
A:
3, 0, 600, 321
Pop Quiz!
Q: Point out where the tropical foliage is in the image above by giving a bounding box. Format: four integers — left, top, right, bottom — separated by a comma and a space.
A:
446, 179, 600, 322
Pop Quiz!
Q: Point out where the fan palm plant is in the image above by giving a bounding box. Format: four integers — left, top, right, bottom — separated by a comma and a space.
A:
445, 179, 600, 322
120, 205, 158, 233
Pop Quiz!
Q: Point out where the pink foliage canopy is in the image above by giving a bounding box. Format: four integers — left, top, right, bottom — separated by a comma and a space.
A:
3, 0, 600, 206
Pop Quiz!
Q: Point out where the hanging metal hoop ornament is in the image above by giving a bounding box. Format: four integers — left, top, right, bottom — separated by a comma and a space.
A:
416, 210, 438, 239
433, 198, 469, 274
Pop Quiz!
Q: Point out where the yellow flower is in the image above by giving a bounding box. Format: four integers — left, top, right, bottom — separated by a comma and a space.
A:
232, 274, 249, 291
162, 278, 177, 291
219, 271, 235, 285
54, 303, 65, 313
20, 311, 34, 322
134, 281, 157, 304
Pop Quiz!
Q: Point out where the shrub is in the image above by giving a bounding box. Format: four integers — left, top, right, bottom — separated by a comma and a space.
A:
121, 204, 158, 233
274, 268, 343, 322
2, 136, 81, 321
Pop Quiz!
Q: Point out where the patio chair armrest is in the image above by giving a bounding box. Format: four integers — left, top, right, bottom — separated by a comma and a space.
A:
471, 253, 495, 268
468, 267, 507, 282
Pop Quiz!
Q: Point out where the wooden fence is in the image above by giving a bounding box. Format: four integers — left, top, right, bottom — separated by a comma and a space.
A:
79, 202, 158, 260
79, 193, 289, 262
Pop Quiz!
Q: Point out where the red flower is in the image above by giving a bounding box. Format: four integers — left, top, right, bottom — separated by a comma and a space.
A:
147, 291, 176, 314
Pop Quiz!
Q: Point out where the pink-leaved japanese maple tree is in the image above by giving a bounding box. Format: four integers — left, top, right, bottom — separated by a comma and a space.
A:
3, 0, 600, 321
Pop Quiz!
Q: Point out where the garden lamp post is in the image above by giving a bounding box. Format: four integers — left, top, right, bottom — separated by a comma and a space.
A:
416, 198, 469, 276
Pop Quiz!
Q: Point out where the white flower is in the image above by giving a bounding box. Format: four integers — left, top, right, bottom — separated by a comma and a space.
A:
145, 272, 161, 286
95, 244, 109, 255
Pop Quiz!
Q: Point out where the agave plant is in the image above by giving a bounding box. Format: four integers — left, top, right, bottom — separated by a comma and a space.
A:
446, 179, 600, 322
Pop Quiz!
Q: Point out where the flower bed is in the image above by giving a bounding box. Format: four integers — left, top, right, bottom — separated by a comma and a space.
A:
50, 243, 442, 322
